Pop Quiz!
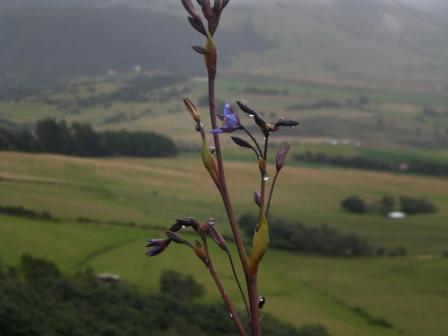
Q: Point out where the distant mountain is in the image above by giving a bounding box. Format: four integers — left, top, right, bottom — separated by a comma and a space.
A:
0, 6, 270, 93
0, 0, 447, 92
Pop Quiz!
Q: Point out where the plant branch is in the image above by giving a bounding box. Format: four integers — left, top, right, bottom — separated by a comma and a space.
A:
201, 235, 247, 335
226, 250, 250, 320
242, 126, 263, 157
265, 171, 279, 218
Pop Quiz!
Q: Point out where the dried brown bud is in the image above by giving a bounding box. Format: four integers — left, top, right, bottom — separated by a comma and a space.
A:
183, 98, 201, 123
276, 144, 291, 171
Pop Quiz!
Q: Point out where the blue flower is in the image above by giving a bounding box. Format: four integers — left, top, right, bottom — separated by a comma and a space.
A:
211, 103, 242, 134
146, 238, 171, 257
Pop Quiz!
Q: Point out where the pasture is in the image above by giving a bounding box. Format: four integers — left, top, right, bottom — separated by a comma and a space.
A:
1, 152, 448, 335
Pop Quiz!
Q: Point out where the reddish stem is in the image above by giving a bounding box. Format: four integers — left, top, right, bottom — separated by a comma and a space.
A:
206, 260, 247, 335
208, 76, 262, 335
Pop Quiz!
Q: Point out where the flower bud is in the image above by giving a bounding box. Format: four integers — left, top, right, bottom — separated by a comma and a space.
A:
207, 223, 228, 251
276, 144, 291, 172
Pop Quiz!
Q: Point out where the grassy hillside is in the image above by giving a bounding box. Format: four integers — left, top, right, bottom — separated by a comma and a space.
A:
1, 152, 448, 335
1, 152, 447, 255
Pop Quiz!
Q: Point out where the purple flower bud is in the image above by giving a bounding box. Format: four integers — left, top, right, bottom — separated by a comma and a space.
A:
276, 144, 291, 171
146, 238, 171, 257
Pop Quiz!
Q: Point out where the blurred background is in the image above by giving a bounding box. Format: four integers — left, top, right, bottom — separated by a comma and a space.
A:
0, 1, 447, 335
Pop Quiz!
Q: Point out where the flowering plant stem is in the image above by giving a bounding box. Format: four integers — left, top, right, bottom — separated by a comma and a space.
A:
208, 77, 261, 336
146, 3, 298, 335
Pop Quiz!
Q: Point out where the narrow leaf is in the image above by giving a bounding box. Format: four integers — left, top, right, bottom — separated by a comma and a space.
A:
248, 210, 270, 275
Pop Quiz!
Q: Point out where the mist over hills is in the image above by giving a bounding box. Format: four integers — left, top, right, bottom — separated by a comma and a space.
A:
0, 5, 270, 94
0, 0, 447, 92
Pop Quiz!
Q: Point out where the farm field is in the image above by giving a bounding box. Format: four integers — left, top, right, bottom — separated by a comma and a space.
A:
1, 152, 448, 336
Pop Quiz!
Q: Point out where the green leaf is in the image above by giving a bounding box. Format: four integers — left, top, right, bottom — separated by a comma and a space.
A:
248, 209, 270, 275
201, 141, 221, 188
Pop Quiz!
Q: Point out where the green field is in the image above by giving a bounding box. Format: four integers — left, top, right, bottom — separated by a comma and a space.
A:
1, 152, 448, 336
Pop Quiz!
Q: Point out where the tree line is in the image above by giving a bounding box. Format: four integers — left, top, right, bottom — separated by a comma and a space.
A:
294, 151, 448, 177
239, 214, 373, 257
0, 119, 177, 157
0, 255, 331, 336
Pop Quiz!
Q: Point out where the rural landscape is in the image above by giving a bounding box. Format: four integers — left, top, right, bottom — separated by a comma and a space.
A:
0, 0, 447, 335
